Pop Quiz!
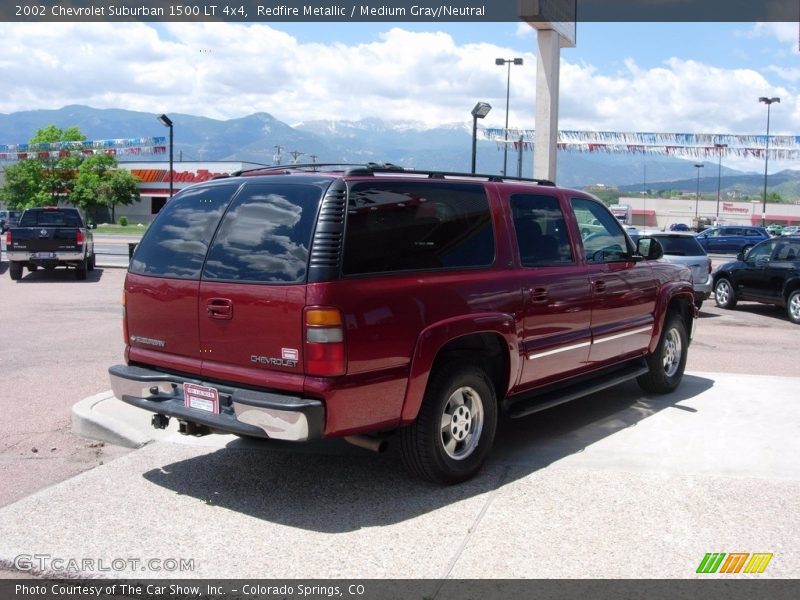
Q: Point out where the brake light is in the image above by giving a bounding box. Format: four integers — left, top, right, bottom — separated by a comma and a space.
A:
76, 229, 84, 246
707, 258, 713, 274
5, 230, 10, 247
304, 307, 345, 376
122, 290, 129, 345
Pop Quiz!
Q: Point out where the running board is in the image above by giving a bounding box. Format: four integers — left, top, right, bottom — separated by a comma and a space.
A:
505, 359, 650, 419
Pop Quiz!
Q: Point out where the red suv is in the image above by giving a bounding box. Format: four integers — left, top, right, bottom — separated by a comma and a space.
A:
109, 164, 696, 483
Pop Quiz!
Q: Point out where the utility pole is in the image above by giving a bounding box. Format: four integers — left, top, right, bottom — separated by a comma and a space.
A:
273, 145, 283, 165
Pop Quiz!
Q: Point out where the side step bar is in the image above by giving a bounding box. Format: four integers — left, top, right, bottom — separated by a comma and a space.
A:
505, 359, 649, 419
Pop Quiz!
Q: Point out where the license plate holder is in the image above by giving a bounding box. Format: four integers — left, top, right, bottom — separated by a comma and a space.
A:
183, 383, 220, 414
35, 252, 55, 259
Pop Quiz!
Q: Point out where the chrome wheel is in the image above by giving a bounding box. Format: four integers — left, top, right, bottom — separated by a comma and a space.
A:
715, 279, 732, 307
789, 291, 800, 324
662, 327, 682, 378
440, 386, 484, 461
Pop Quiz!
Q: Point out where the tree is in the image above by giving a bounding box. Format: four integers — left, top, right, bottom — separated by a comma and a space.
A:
71, 154, 141, 223
1, 125, 85, 209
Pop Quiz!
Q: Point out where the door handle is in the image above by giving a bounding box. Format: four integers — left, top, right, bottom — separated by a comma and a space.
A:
528, 287, 548, 303
206, 298, 233, 320
593, 280, 606, 293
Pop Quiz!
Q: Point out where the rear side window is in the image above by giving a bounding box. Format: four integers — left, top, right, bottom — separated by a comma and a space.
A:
510, 194, 573, 266
129, 184, 236, 279
654, 236, 706, 256
202, 183, 322, 284
343, 182, 494, 275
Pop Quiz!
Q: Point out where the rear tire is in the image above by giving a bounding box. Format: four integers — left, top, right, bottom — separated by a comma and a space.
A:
9, 261, 23, 280
637, 312, 688, 394
787, 290, 800, 325
714, 277, 737, 309
400, 360, 497, 484
87, 252, 96, 271
75, 258, 87, 280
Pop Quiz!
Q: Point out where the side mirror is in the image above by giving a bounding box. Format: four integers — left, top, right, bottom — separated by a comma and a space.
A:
737, 250, 745, 261
636, 237, 664, 260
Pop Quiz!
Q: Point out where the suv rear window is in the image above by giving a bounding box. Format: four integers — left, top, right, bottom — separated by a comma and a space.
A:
202, 183, 322, 284
653, 235, 706, 256
130, 184, 236, 279
343, 182, 494, 275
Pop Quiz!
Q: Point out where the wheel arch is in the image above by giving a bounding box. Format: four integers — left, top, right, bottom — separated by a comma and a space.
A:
399, 314, 518, 425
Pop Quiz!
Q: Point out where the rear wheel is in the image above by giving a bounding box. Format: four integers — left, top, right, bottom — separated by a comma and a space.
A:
9, 261, 23, 280
75, 258, 87, 280
87, 252, 96, 271
787, 290, 800, 325
637, 312, 688, 394
714, 277, 737, 309
400, 360, 497, 484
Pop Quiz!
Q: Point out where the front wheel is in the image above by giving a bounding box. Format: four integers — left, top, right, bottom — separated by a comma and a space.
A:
787, 290, 800, 325
637, 312, 688, 394
400, 360, 497, 484
714, 277, 737, 309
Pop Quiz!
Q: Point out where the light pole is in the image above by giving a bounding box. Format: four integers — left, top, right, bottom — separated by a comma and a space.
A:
157, 114, 174, 198
495, 57, 523, 176
470, 102, 491, 174
714, 143, 727, 223
759, 96, 780, 227
694, 163, 704, 222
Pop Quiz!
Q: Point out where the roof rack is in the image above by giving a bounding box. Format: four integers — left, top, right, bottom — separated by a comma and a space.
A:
220, 162, 556, 186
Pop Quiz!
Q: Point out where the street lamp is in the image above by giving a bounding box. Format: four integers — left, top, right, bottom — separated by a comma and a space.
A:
759, 96, 780, 226
470, 102, 491, 174
715, 143, 728, 223
495, 57, 523, 176
157, 114, 174, 198
694, 163, 704, 221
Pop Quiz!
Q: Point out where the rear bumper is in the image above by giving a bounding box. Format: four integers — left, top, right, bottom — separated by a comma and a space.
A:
7, 251, 85, 263
108, 364, 324, 441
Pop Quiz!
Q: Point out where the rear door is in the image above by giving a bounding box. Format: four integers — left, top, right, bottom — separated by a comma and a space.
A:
126, 183, 238, 375
197, 181, 327, 390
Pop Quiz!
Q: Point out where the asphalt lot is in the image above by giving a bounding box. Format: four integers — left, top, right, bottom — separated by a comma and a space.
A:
0, 246, 798, 580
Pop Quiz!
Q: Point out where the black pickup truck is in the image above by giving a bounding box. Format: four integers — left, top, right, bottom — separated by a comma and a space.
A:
6, 207, 95, 280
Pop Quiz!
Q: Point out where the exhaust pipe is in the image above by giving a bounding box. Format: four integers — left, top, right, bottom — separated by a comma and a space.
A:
344, 435, 388, 453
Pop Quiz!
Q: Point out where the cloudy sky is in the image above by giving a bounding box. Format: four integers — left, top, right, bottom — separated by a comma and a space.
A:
0, 20, 797, 167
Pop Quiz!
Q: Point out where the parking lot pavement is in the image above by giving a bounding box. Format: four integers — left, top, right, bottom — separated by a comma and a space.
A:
1, 372, 797, 579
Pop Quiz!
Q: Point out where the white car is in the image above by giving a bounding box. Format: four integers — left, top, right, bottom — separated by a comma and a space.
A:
781, 225, 800, 236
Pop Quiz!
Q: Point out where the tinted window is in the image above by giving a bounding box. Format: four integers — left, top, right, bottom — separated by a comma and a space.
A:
202, 183, 322, 284
653, 236, 706, 256
343, 182, 494, 275
19, 209, 82, 227
747, 240, 776, 262
129, 184, 236, 279
570, 197, 630, 263
510, 194, 573, 266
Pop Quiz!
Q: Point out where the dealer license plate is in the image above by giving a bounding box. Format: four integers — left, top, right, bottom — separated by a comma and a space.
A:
183, 383, 220, 414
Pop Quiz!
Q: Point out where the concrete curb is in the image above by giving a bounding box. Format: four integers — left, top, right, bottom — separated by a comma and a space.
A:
71, 391, 152, 449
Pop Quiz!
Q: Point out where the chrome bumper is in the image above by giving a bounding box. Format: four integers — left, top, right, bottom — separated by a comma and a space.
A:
7, 251, 85, 262
108, 364, 324, 441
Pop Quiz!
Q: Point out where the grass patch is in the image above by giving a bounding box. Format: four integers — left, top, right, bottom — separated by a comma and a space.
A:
94, 224, 148, 235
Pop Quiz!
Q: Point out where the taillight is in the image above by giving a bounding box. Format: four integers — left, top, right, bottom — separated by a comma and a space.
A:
5, 230, 11, 247
304, 307, 345, 376
76, 229, 84, 246
707, 258, 713, 274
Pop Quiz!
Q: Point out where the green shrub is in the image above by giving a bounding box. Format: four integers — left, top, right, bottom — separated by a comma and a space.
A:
118, 216, 128, 226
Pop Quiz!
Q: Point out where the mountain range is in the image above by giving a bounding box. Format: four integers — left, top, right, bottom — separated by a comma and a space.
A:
1, 104, 793, 195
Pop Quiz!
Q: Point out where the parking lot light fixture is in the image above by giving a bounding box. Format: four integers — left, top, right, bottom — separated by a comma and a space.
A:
470, 102, 492, 173
715, 143, 728, 222
496, 57, 523, 176
157, 114, 174, 198
759, 96, 780, 227
694, 163, 704, 220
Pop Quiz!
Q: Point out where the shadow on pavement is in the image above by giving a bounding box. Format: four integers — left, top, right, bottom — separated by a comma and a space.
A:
142, 374, 714, 532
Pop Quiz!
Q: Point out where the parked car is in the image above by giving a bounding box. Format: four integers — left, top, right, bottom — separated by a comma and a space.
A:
0, 210, 21, 233
695, 226, 769, 254
781, 225, 800, 237
669, 223, 690, 232
647, 232, 712, 309
109, 163, 696, 484
5, 207, 95, 280
766, 223, 784, 236
713, 235, 800, 324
